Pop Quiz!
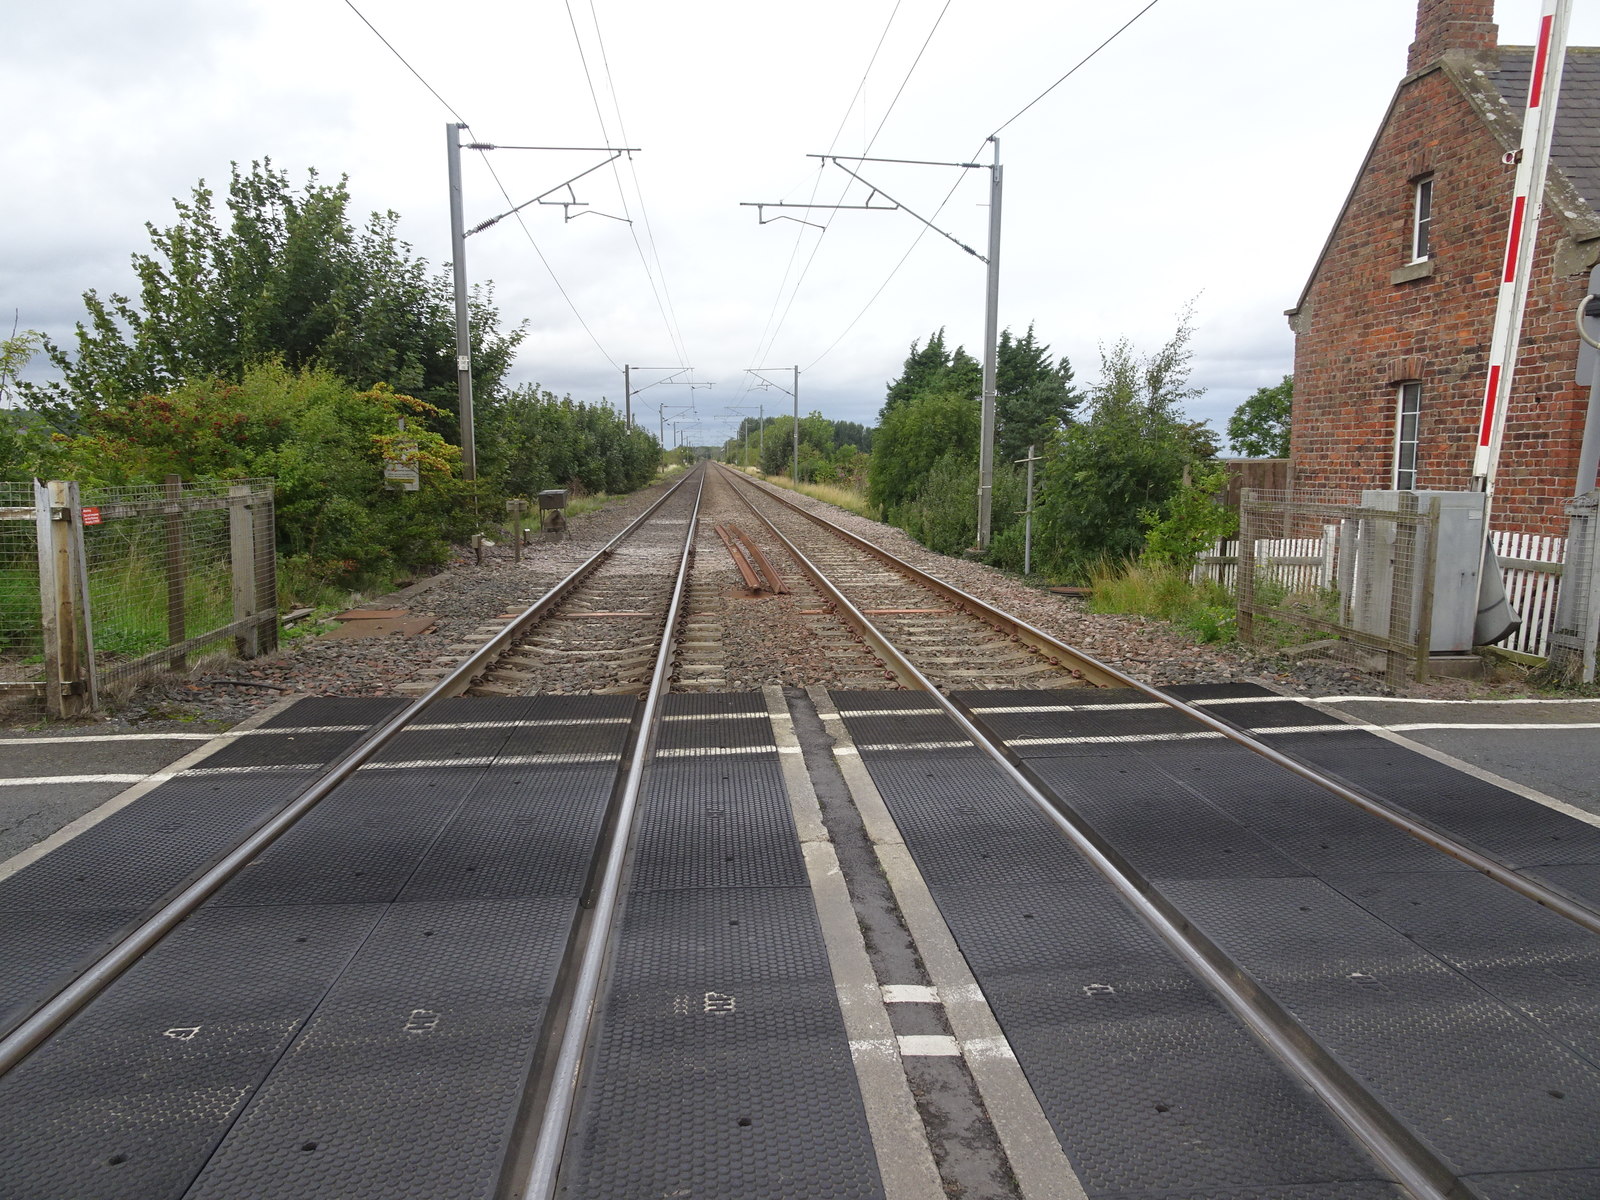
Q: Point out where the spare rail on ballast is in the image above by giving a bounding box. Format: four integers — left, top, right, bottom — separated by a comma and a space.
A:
0, 469, 702, 1079
716, 463, 1462, 1199
718, 464, 1600, 941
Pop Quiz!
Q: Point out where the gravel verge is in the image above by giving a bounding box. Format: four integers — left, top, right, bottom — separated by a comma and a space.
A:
9, 466, 1540, 731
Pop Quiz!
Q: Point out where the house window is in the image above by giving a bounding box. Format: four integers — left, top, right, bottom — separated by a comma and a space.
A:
1411, 177, 1433, 262
1394, 382, 1421, 489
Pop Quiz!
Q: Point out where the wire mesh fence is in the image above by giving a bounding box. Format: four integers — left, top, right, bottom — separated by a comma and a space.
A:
1545, 492, 1600, 684
82, 481, 244, 683
1237, 489, 1440, 685
5, 478, 277, 714
0, 483, 44, 688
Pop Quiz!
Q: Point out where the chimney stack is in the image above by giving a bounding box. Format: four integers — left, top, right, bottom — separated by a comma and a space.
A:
1408, 0, 1498, 74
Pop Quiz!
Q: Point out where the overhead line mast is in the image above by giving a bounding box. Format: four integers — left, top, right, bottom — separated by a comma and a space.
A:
445, 125, 639, 477
741, 141, 1004, 548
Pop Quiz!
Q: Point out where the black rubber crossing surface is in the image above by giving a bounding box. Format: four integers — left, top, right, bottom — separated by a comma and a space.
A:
834, 690, 1396, 1199
0, 695, 630, 1200
943, 684, 1600, 1193
564, 691, 884, 1200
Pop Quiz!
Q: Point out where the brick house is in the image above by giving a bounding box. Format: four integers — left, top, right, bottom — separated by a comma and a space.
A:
1286, 0, 1600, 536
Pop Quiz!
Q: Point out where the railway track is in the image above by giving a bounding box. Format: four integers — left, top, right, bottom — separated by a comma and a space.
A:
2, 460, 1599, 1197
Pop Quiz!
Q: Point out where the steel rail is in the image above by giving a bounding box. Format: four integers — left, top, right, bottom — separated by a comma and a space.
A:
717, 464, 1122, 686
518, 465, 706, 1200
721, 464, 1600, 940
721, 465, 1465, 1200
0, 471, 699, 1077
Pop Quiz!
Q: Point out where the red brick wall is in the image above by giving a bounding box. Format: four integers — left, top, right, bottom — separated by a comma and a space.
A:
1289, 65, 1592, 537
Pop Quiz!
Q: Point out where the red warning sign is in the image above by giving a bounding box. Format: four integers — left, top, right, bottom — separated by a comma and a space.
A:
81, 507, 102, 526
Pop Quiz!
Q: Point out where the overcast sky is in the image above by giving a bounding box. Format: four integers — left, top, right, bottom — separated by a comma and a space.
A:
6, 1, 1599, 449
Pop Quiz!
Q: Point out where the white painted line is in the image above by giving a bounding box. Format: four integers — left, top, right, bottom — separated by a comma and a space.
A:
0, 695, 306, 883
0, 732, 217, 746
963, 1035, 1019, 1062
835, 707, 943, 718
1387, 722, 1600, 733
766, 686, 944, 1200
0, 773, 147, 787
655, 745, 771, 758
661, 711, 767, 722
897, 1034, 961, 1057
1289, 693, 1600, 831
854, 740, 972, 752
810, 685, 1088, 1200
1315, 695, 1600, 705
881, 984, 939, 1004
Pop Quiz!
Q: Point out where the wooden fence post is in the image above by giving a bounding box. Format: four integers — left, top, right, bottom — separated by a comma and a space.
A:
164, 474, 187, 672
35, 480, 97, 717
229, 484, 264, 658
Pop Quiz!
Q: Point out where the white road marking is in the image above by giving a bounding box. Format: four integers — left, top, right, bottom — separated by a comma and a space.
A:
854, 741, 972, 752
881, 984, 939, 1004
661, 711, 767, 722
0, 773, 147, 787
897, 1034, 962, 1057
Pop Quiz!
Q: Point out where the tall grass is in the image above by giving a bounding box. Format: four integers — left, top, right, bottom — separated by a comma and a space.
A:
1089, 559, 1237, 644
757, 472, 876, 519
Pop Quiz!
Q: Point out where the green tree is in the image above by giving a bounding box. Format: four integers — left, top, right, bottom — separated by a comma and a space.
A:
867, 390, 979, 512
1226, 375, 1292, 457
996, 323, 1081, 464
0, 331, 47, 479
1034, 317, 1214, 580
26, 161, 523, 444
1141, 462, 1238, 569
880, 328, 980, 421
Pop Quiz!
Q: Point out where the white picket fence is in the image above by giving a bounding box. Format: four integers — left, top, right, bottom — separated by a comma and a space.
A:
1195, 537, 1332, 594
1198, 528, 1567, 660
1490, 530, 1564, 658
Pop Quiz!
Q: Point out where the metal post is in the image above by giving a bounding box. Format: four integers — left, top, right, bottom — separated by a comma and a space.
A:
164, 474, 187, 671
229, 484, 262, 659
447, 122, 476, 481
1018, 444, 1038, 575
758, 403, 764, 462
976, 137, 1003, 551
792, 365, 800, 485
623, 364, 631, 427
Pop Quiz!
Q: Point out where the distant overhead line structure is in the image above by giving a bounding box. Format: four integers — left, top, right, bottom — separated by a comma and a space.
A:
742, 145, 1003, 548
447, 126, 640, 479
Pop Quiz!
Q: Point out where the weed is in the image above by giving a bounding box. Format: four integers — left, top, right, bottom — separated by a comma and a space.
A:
1089, 559, 1238, 644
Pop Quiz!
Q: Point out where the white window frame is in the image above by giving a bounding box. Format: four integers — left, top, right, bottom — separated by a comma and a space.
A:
1411, 176, 1434, 263
1393, 382, 1422, 490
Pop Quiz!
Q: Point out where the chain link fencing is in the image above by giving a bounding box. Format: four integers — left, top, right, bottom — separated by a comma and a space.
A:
1236, 489, 1442, 686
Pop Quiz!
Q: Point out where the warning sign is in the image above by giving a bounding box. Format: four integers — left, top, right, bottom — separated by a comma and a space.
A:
81, 507, 102, 526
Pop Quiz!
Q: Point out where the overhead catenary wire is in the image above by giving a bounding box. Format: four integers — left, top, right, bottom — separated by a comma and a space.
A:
564, 0, 691, 369
989, 0, 1162, 138
339, 0, 622, 371
589, 0, 693, 372
743, 0, 904, 385
802, 0, 1164, 371
745, 0, 951, 397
